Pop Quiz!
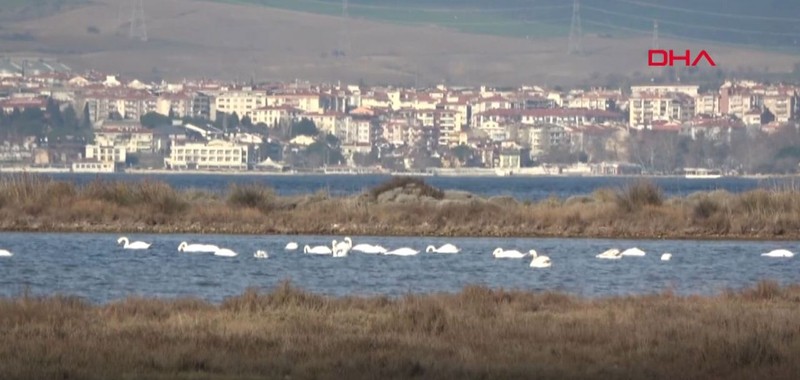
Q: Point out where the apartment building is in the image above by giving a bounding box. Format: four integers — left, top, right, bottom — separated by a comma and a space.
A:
84, 144, 127, 163
265, 92, 321, 113
631, 84, 700, 97
695, 93, 720, 116
250, 105, 303, 127
528, 124, 568, 157
628, 92, 695, 129
215, 90, 266, 119
165, 139, 253, 170
434, 109, 463, 147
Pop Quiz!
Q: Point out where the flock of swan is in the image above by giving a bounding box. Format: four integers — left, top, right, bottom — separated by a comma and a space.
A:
0, 238, 795, 268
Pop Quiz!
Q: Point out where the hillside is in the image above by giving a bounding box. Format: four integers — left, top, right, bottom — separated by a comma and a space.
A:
0, 0, 797, 86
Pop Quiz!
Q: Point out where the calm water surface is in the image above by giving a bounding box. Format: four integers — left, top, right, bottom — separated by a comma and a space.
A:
0, 232, 797, 304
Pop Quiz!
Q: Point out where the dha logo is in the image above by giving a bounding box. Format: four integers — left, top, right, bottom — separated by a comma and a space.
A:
648, 50, 716, 67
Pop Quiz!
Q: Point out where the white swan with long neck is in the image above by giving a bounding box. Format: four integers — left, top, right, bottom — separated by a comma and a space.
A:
620, 247, 646, 257
529, 250, 552, 268
761, 249, 794, 258
0, 249, 12, 257
596, 249, 623, 260
285, 242, 299, 251
351, 243, 387, 254
304, 245, 333, 255
492, 248, 527, 259
117, 237, 151, 250
426, 243, 460, 254
214, 248, 238, 257
253, 250, 269, 259
332, 237, 352, 257
384, 247, 419, 256
178, 242, 220, 253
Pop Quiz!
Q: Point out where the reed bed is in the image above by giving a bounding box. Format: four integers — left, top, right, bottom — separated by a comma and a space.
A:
0, 281, 799, 379
1, 174, 800, 238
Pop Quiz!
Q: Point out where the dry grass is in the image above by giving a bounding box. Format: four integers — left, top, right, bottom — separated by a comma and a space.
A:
3, 174, 800, 238
1, 281, 799, 379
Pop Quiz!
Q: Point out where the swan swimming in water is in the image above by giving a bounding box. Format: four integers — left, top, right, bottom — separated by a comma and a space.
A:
0, 249, 12, 257
351, 243, 387, 254
426, 243, 460, 254
253, 250, 269, 259
492, 248, 528, 259
621, 247, 646, 257
214, 248, 238, 257
177, 242, 220, 253
332, 237, 352, 257
117, 237, 151, 250
661, 253, 672, 261
761, 249, 794, 258
529, 250, 552, 268
384, 247, 419, 256
304, 245, 333, 255
596, 249, 623, 260
285, 242, 299, 251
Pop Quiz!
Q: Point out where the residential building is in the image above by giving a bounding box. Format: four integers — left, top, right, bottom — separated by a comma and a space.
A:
629, 92, 695, 129
165, 139, 253, 170
251, 105, 303, 127
85, 144, 127, 163
630, 84, 700, 97
215, 89, 266, 119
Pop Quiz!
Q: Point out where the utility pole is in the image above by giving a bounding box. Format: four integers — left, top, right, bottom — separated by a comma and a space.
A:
567, 0, 583, 55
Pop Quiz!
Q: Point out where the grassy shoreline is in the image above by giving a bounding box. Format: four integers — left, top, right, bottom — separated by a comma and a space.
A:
2, 281, 800, 379
2, 174, 800, 240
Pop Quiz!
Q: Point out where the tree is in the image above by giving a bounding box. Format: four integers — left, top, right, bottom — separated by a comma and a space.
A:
45, 97, 63, 130
140, 111, 171, 128
241, 115, 253, 127
305, 140, 344, 167
291, 118, 318, 138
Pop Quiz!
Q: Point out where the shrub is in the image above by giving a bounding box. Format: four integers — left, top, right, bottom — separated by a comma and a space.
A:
226, 183, 277, 213
368, 176, 444, 200
615, 180, 663, 212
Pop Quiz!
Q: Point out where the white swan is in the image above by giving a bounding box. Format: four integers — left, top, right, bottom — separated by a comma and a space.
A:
621, 247, 646, 257
661, 253, 672, 261
214, 248, 238, 257
285, 242, 299, 250
596, 248, 623, 260
351, 243, 387, 254
254, 250, 269, 259
426, 243, 460, 254
0, 249, 12, 257
529, 250, 552, 268
761, 249, 794, 258
117, 237, 151, 250
178, 242, 220, 253
332, 237, 352, 256
384, 247, 419, 256
304, 245, 333, 255
492, 248, 528, 259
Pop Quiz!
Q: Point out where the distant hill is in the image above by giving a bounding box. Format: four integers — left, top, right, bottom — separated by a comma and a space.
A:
0, 0, 798, 85
0, 0, 87, 21
223, 0, 800, 52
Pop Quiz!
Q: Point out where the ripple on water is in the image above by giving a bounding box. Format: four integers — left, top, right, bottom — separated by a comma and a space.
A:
0, 232, 798, 303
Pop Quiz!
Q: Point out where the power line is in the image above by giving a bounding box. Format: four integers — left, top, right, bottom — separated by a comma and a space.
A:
607, 0, 800, 22
282, 0, 571, 13
583, 5, 800, 38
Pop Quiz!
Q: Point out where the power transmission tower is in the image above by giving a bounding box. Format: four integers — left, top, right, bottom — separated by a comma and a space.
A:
567, 0, 583, 55
335, 0, 351, 58
129, 0, 147, 42
652, 20, 659, 49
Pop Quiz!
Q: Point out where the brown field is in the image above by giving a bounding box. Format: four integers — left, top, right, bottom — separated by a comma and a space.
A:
1, 281, 799, 379
1, 0, 798, 85
2, 174, 800, 239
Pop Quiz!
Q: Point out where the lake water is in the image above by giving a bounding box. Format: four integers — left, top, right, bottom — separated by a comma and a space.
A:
6, 173, 798, 201
0, 232, 797, 304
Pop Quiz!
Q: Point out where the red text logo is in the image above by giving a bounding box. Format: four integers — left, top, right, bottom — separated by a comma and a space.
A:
648, 50, 716, 67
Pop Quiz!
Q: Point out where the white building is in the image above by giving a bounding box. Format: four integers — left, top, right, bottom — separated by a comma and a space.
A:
165, 139, 253, 170
85, 144, 127, 163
